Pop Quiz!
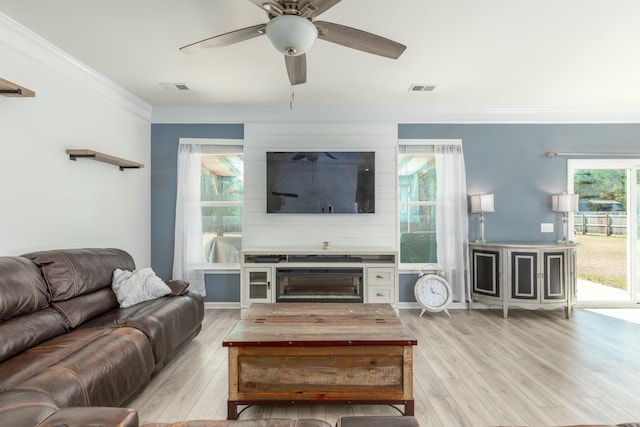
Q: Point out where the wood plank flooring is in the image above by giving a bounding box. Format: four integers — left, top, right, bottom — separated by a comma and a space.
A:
128, 308, 640, 426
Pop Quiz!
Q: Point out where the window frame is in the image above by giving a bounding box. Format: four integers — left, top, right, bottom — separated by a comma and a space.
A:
397, 143, 439, 271
180, 138, 244, 272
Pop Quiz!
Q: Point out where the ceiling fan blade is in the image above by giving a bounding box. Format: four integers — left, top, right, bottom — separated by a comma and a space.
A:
180, 24, 266, 53
315, 21, 406, 59
285, 54, 307, 85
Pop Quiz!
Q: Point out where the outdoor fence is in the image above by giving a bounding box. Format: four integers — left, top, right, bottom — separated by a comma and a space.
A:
574, 213, 627, 236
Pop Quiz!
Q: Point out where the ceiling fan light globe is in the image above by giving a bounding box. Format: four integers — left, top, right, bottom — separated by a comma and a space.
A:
265, 15, 318, 57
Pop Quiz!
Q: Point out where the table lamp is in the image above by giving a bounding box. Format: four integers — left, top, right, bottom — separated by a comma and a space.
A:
552, 193, 579, 243
470, 194, 495, 243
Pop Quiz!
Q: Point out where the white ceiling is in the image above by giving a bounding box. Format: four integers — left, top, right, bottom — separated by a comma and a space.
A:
2, 0, 640, 111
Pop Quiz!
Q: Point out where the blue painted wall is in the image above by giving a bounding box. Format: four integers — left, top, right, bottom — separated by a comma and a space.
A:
150, 123, 243, 283
399, 123, 640, 242
151, 122, 640, 303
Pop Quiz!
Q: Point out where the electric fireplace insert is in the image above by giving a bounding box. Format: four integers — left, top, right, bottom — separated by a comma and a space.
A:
275, 267, 364, 303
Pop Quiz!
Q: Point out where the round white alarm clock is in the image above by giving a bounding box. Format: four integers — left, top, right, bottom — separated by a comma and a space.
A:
414, 273, 452, 318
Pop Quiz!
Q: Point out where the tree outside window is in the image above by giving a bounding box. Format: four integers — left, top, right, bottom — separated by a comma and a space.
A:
398, 150, 437, 265
201, 151, 243, 265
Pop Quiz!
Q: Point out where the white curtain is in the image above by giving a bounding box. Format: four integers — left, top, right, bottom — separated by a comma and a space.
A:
434, 144, 470, 303
173, 144, 205, 296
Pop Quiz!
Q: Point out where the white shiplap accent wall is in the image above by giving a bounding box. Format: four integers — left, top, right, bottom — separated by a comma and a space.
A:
243, 123, 398, 250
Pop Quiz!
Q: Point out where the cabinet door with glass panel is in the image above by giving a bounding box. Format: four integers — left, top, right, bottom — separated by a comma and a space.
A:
243, 267, 273, 304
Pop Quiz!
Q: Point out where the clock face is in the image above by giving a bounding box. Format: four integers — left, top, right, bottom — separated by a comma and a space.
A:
415, 275, 451, 311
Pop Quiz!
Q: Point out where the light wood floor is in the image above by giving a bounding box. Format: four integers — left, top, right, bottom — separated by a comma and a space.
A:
128, 308, 640, 426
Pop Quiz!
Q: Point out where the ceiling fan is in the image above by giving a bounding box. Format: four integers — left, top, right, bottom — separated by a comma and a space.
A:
179, 0, 406, 86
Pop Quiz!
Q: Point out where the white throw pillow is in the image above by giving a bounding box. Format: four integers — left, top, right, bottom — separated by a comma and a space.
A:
111, 267, 172, 308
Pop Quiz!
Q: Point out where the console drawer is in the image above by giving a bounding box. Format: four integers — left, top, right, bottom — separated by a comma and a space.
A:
367, 285, 394, 303
367, 267, 395, 286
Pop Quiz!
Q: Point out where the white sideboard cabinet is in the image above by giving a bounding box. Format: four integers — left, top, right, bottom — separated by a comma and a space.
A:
470, 242, 578, 318
240, 248, 398, 309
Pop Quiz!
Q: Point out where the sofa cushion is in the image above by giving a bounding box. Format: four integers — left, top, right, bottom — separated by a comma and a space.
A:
8, 327, 155, 408
0, 390, 59, 427
0, 308, 68, 364
1, 327, 147, 391
22, 248, 135, 302
81, 291, 204, 366
38, 406, 139, 427
0, 256, 49, 320
112, 268, 172, 308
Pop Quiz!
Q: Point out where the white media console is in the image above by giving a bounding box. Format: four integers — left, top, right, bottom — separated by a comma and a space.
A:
240, 248, 398, 309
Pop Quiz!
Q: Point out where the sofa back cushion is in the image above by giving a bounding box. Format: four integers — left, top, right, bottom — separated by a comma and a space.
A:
0, 257, 49, 320
22, 248, 135, 302
51, 288, 118, 328
0, 308, 69, 364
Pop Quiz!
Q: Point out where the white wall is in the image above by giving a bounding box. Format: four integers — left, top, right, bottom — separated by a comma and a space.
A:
243, 123, 397, 250
0, 13, 152, 265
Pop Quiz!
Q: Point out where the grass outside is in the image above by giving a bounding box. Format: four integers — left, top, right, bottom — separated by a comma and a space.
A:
575, 234, 627, 290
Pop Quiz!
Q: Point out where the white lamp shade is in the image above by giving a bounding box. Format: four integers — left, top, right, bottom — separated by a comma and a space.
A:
552, 193, 579, 213
265, 15, 318, 56
470, 194, 495, 213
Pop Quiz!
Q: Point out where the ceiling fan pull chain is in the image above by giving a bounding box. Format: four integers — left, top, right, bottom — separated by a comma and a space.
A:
290, 85, 295, 110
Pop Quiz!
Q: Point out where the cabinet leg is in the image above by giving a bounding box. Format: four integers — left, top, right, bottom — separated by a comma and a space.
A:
503, 305, 509, 319
227, 401, 238, 420
565, 305, 572, 319
404, 400, 415, 416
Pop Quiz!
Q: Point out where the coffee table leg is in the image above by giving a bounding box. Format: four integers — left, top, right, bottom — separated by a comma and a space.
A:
227, 401, 238, 420
404, 400, 414, 416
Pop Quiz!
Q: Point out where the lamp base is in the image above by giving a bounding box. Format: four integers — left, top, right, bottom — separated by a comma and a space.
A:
475, 239, 487, 244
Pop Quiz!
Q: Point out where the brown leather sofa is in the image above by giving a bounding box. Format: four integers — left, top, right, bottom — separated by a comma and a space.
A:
1, 248, 635, 427
0, 248, 204, 427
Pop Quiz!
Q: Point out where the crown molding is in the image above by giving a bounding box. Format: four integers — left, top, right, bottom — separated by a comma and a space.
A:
0, 12, 152, 121
151, 105, 640, 124
5, 12, 636, 125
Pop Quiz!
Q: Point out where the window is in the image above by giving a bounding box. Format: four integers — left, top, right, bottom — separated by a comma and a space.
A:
398, 146, 437, 265
200, 145, 243, 266
569, 159, 639, 305
397, 141, 468, 303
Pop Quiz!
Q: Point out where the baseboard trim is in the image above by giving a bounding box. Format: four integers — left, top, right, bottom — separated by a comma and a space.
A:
204, 301, 479, 310
204, 302, 242, 310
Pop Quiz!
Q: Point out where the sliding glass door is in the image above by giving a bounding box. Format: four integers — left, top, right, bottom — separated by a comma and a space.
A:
569, 160, 639, 306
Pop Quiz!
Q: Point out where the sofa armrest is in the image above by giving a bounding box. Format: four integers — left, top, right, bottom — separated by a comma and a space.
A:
165, 280, 190, 296
37, 407, 138, 427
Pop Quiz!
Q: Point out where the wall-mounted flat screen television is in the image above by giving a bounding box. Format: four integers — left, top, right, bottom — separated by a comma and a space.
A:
266, 151, 375, 214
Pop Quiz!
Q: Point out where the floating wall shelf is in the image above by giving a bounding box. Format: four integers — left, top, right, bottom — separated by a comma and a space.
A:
66, 149, 144, 171
0, 77, 35, 97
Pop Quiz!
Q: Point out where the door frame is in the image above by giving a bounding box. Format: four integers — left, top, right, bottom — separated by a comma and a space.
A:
568, 159, 639, 307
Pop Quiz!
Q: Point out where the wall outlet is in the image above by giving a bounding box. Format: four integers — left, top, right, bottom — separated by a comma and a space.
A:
541, 223, 554, 233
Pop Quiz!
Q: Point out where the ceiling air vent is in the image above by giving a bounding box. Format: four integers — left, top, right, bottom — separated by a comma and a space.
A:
408, 84, 437, 92
159, 83, 190, 91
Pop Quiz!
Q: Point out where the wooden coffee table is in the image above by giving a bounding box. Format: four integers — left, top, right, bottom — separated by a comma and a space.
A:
223, 303, 417, 420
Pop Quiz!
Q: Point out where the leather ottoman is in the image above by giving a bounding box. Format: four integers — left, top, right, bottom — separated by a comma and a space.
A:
141, 419, 331, 427
336, 416, 420, 427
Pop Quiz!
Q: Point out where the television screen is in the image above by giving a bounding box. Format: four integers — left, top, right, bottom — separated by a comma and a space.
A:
266, 151, 375, 214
